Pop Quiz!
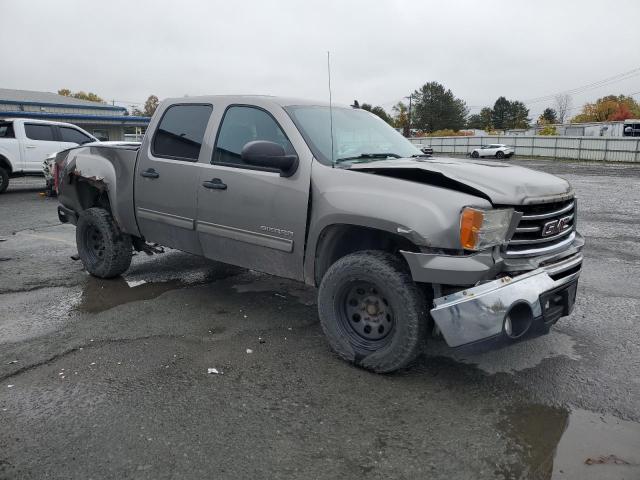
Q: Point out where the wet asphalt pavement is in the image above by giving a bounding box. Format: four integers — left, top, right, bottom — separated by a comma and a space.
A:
1, 159, 639, 480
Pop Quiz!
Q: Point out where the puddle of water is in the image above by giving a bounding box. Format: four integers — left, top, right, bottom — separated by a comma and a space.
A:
552, 409, 640, 479
76, 264, 241, 313
497, 405, 640, 480
232, 274, 317, 306
497, 404, 569, 479
76, 276, 183, 313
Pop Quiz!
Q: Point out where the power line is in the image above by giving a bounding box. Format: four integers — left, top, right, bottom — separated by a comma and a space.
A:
523, 66, 640, 105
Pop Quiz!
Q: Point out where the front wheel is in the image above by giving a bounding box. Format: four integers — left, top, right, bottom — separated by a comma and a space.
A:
76, 207, 132, 278
496, 151, 505, 159
318, 251, 428, 373
471, 151, 479, 158
0, 167, 9, 194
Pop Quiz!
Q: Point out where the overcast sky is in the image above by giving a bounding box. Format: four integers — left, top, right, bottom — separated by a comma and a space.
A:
2, 0, 639, 119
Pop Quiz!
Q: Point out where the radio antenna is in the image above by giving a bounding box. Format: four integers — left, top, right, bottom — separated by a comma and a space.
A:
327, 51, 335, 166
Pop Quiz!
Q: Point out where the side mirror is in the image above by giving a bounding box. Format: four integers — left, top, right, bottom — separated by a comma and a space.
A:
241, 141, 298, 177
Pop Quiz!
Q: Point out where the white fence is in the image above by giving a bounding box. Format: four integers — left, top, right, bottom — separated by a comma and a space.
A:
409, 136, 640, 162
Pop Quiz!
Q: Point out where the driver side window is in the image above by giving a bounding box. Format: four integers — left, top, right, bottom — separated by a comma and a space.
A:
212, 106, 295, 167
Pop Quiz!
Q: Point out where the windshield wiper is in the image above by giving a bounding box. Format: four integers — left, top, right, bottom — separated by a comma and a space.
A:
335, 153, 401, 164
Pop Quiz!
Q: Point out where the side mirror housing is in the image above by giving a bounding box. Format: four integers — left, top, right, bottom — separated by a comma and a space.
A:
241, 141, 298, 177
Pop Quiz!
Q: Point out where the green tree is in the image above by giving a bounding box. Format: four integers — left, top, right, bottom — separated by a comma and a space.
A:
411, 82, 468, 132
466, 114, 483, 129
467, 107, 494, 130
492, 97, 511, 130
144, 95, 159, 116
510, 101, 530, 129
492, 97, 530, 130
540, 108, 558, 124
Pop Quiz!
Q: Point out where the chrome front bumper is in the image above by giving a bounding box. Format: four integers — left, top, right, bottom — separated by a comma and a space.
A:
430, 253, 582, 347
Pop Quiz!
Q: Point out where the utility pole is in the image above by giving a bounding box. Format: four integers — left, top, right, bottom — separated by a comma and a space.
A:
404, 94, 412, 137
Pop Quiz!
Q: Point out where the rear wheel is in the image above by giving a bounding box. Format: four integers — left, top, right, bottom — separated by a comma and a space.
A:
76, 207, 132, 278
318, 251, 428, 373
0, 167, 9, 194
496, 151, 505, 159
471, 151, 479, 158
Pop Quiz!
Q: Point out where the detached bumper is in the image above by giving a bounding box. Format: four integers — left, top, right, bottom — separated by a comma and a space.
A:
430, 253, 582, 347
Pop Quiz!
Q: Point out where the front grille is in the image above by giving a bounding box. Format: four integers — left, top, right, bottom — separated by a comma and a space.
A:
504, 198, 576, 257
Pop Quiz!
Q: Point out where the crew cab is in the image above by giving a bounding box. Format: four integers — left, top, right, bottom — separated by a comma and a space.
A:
53, 96, 583, 372
0, 118, 97, 193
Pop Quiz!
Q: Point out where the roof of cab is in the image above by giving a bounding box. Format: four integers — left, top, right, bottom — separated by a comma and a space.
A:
160, 95, 341, 109
0, 117, 85, 128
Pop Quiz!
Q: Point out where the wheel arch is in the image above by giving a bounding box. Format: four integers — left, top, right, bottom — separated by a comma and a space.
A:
58, 147, 140, 236
0, 154, 12, 174
310, 223, 421, 286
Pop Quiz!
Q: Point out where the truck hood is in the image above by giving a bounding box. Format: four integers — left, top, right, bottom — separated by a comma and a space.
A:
348, 156, 573, 205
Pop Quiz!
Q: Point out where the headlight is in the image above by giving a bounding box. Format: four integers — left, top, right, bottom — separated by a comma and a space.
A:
460, 207, 514, 251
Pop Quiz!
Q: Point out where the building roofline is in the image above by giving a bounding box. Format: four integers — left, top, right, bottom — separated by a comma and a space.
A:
0, 111, 150, 123
0, 98, 126, 111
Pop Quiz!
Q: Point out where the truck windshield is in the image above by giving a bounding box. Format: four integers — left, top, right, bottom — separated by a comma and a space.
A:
285, 106, 422, 166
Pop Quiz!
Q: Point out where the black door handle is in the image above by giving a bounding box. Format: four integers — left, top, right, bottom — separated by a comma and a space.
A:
140, 168, 159, 179
202, 178, 227, 190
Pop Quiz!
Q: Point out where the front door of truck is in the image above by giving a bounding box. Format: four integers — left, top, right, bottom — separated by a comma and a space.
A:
195, 105, 310, 281
134, 103, 213, 254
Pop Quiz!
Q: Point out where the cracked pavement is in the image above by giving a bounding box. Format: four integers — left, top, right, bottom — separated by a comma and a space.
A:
1, 162, 639, 479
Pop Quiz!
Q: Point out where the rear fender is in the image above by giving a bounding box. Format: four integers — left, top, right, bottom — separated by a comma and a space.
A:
58, 146, 140, 236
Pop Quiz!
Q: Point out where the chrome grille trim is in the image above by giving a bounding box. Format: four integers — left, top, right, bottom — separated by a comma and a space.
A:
504, 198, 576, 257
515, 226, 540, 233
509, 226, 574, 245
520, 201, 574, 220
505, 232, 576, 258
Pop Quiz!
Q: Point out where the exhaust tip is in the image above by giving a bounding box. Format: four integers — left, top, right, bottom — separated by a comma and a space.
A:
504, 302, 533, 339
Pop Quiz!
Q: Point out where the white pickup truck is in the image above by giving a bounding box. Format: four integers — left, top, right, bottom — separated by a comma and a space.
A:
0, 118, 97, 193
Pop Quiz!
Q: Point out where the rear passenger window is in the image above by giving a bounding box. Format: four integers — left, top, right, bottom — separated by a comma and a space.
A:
25, 124, 55, 141
60, 126, 93, 144
0, 122, 15, 138
213, 106, 295, 167
152, 104, 212, 161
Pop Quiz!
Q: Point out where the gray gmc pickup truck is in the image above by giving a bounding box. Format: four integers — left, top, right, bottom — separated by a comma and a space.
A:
54, 96, 583, 372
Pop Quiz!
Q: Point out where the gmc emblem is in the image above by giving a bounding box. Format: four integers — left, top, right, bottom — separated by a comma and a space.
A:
541, 215, 572, 237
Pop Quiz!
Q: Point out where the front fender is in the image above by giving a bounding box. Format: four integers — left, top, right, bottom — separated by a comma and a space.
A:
303, 162, 492, 284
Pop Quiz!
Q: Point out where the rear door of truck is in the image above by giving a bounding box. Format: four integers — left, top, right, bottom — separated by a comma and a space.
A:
22, 122, 60, 171
133, 103, 213, 254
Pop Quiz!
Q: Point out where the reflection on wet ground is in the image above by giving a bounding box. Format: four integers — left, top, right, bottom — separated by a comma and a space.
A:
498, 405, 640, 479
497, 404, 569, 479
76, 276, 184, 313
75, 253, 243, 313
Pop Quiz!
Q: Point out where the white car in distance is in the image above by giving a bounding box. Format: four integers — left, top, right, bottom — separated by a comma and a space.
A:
470, 144, 514, 159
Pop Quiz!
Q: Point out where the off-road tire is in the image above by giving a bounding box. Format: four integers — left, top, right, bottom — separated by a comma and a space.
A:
471, 151, 479, 158
496, 150, 505, 159
318, 250, 428, 373
76, 207, 132, 278
0, 167, 9, 194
